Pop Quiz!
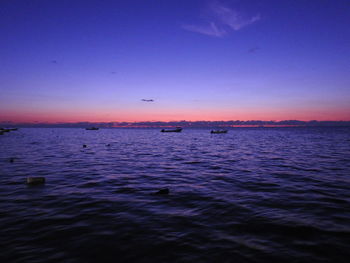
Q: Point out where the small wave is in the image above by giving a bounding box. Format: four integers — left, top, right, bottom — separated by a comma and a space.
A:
184, 161, 203, 165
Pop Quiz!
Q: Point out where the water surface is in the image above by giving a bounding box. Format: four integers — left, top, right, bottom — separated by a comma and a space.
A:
1, 127, 349, 262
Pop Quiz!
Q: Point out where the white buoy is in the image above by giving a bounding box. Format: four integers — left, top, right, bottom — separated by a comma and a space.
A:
27, 177, 46, 185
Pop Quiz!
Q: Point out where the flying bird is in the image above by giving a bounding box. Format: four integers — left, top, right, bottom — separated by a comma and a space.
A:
141, 99, 154, 102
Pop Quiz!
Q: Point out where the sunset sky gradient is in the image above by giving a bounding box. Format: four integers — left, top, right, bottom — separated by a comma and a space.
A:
1, 0, 350, 123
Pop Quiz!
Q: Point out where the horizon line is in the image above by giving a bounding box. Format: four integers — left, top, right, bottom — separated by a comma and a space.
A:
2, 120, 350, 128
1, 119, 350, 123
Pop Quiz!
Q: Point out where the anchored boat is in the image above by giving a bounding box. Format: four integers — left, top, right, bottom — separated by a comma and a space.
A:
211, 130, 228, 134
161, 127, 182, 133
0, 128, 11, 133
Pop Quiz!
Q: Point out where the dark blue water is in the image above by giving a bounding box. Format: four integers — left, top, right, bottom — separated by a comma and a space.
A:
1, 127, 350, 262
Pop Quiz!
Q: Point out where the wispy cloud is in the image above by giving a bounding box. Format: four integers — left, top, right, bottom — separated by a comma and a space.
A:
183, 22, 227, 37
183, 1, 260, 37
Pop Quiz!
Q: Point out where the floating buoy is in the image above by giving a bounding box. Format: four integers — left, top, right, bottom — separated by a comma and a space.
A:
83, 144, 87, 148
154, 188, 169, 195
27, 177, 46, 185
9, 158, 15, 163
106, 144, 111, 146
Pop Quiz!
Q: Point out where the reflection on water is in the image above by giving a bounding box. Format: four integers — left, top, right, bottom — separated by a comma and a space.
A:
0, 127, 350, 262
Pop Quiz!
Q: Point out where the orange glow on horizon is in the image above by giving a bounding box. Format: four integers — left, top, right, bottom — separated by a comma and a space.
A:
1, 107, 350, 123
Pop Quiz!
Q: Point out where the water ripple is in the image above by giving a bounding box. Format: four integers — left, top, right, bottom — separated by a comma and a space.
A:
0, 127, 350, 262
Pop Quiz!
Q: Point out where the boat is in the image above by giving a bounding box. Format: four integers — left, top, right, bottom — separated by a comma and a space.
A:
1, 127, 18, 132
161, 127, 182, 132
85, 127, 99, 130
211, 130, 228, 134
0, 128, 11, 133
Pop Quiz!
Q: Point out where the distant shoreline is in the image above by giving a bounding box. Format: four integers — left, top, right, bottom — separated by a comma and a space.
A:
1, 120, 350, 128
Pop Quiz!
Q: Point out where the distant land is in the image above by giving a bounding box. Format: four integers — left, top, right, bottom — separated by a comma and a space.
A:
1, 120, 350, 128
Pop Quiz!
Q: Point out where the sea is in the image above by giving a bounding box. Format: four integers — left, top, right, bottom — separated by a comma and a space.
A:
0, 127, 349, 263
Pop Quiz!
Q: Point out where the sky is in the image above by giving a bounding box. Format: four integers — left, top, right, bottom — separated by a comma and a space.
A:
0, 0, 350, 123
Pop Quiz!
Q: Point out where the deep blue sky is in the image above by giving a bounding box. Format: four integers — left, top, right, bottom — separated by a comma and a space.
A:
1, 0, 349, 122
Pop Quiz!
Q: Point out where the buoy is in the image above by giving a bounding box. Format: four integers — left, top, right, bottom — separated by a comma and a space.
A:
83, 144, 87, 148
106, 144, 111, 146
154, 188, 169, 195
27, 177, 46, 185
9, 158, 14, 163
